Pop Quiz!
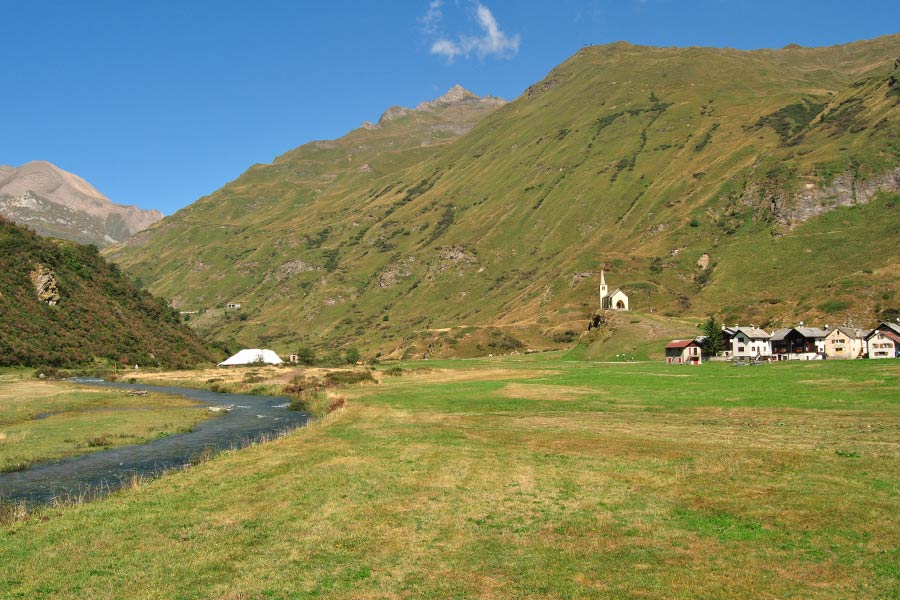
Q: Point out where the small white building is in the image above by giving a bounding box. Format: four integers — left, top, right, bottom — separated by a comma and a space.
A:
599, 270, 628, 311
226, 302, 242, 309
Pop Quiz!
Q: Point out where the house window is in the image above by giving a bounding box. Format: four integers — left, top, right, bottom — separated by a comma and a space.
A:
738, 346, 745, 352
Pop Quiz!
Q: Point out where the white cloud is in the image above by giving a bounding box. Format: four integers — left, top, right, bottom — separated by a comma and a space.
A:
422, 1, 520, 63
431, 38, 462, 60
419, 0, 443, 35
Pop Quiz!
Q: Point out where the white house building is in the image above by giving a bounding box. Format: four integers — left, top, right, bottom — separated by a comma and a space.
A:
867, 326, 900, 359
599, 270, 628, 311
722, 326, 772, 359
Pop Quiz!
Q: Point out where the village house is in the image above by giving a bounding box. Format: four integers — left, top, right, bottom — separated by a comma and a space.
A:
665, 339, 703, 365
722, 326, 771, 360
823, 327, 870, 359
866, 323, 900, 359
226, 302, 242, 309
873, 321, 900, 338
771, 327, 828, 360
599, 270, 628, 310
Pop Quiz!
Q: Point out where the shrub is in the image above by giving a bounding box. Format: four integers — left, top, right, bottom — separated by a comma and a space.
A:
324, 370, 375, 387
243, 372, 264, 384
33, 366, 63, 380
282, 375, 324, 395
384, 367, 404, 377
551, 330, 578, 344
344, 347, 361, 365
295, 347, 316, 365
289, 389, 327, 414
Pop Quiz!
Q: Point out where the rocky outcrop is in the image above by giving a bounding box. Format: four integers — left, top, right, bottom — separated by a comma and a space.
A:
273, 259, 319, 281
377, 106, 413, 125
747, 166, 900, 227
376, 85, 506, 127
378, 257, 416, 288
697, 253, 710, 270
416, 84, 506, 111
29, 265, 60, 306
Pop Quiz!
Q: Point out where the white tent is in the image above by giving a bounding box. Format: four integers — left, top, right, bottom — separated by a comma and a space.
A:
218, 349, 283, 367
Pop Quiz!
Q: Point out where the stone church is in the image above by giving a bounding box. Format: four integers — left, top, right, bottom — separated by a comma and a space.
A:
599, 270, 629, 310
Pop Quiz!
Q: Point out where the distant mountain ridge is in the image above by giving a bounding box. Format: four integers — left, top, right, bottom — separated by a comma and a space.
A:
0, 161, 163, 247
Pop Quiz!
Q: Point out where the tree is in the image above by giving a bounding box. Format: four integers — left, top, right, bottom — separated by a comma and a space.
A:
701, 316, 724, 357
296, 346, 316, 366
344, 347, 361, 365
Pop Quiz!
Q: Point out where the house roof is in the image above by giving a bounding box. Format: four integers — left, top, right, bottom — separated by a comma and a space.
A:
878, 322, 900, 335
796, 327, 828, 339
828, 327, 869, 340
666, 339, 699, 349
729, 326, 771, 340
870, 329, 900, 345
771, 327, 827, 341
770, 328, 792, 341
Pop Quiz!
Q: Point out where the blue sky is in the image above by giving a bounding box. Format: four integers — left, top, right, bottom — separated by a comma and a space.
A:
2, 0, 896, 215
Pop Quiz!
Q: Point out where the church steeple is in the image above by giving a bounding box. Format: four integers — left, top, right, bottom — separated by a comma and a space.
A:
599, 269, 608, 302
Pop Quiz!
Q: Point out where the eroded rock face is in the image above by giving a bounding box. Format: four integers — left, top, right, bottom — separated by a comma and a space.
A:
378, 257, 415, 288
746, 166, 900, 227
30, 265, 60, 305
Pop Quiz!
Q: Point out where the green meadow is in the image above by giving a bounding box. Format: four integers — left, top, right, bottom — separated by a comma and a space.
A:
0, 371, 211, 472
2, 357, 900, 598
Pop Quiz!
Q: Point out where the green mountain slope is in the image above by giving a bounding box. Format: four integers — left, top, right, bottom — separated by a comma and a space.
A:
0, 216, 218, 368
107, 35, 900, 357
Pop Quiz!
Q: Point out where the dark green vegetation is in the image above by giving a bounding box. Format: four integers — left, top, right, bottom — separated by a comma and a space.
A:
0, 370, 211, 472
3, 358, 900, 598
106, 36, 900, 358
0, 216, 218, 367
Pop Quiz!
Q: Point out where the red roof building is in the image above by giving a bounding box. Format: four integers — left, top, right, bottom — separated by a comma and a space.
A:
665, 339, 703, 365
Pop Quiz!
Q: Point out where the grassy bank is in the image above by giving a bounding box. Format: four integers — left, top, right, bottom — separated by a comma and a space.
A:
2, 358, 899, 598
0, 371, 213, 472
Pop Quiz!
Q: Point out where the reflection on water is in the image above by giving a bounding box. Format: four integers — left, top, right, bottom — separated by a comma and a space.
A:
0, 379, 309, 505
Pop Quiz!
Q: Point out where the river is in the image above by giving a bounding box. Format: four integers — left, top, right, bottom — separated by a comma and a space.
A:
0, 379, 310, 505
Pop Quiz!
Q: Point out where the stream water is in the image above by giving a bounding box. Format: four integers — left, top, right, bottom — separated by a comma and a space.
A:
0, 379, 309, 505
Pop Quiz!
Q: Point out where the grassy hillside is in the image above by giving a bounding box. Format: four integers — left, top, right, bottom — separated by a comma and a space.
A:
0, 216, 219, 368
107, 35, 900, 356
4, 358, 900, 597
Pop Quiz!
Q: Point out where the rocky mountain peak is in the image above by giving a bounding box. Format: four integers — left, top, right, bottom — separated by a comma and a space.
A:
375, 85, 506, 126
0, 161, 163, 247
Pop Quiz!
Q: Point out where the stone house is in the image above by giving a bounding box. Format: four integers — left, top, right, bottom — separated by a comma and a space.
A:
823, 327, 870, 359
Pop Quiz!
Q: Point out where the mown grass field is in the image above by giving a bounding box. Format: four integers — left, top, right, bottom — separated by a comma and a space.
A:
2, 357, 900, 598
0, 370, 212, 473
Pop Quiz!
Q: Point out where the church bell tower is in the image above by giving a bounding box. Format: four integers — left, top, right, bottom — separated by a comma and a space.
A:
599, 269, 608, 307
